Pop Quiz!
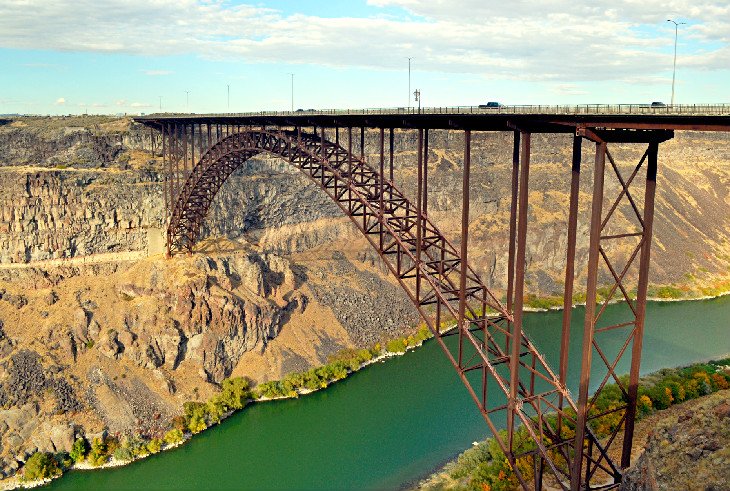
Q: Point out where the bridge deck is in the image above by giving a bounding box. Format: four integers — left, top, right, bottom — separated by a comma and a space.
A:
134, 105, 730, 133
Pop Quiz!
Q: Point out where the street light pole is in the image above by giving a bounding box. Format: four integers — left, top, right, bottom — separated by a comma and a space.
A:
227, 84, 230, 111
667, 19, 686, 106
408, 57, 412, 109
185, 91, 189, 111
159, 96, 162, 111
288, 73, 294, 112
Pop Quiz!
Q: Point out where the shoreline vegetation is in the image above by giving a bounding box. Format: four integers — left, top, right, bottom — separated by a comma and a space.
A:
6, 325, 437, 490
521, 279, 730, 312
5, 290, 730, 489
416, 358, 730, 491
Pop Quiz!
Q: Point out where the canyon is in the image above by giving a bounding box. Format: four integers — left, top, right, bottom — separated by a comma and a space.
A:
0, 116, 728, 481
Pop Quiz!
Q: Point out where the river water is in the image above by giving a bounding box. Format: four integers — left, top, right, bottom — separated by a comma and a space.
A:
49, 296, 730, 490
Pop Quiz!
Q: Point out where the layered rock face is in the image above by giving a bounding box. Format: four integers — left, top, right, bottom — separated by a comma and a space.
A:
2, 118, 728, 294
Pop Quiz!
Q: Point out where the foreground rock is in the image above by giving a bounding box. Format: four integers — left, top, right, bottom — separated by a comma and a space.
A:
621, 389, 730, 491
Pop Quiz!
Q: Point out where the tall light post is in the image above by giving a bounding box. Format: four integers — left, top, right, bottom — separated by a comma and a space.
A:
288, 73, 295, 112
667, 19, 686, 106
185, 90, 189, 111
407, 57, 412, 109
158, 96, 162, 111
227, 84, 230, 111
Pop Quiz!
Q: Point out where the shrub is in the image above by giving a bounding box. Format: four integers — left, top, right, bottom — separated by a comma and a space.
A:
88, 437, 109, 467
69, 438, 88, 464
385, 338, 407, 353
121, 434, 148, 458
218, 377, 251, 410
146, 438, 163, 454
183, 402, 210, 434
112, 446, 133, 462
637, 395, 653, 415
164, 429, 184, 446
54, 452, 73, 471
171, 415, 187, 432
23, 452, 60, 481
711, 373, 729, 390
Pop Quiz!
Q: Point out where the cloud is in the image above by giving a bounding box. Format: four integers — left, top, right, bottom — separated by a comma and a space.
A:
0, 1, 727, 84
552, 84, 589, 96
130, 102, 152, 108
54, 97, 66, 105
142, 69, 173, 76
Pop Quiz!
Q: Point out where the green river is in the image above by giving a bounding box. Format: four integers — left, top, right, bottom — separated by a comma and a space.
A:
49, 296, 730, 490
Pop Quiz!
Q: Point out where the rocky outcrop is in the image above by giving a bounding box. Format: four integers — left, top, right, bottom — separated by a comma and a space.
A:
621, 389, 730, 491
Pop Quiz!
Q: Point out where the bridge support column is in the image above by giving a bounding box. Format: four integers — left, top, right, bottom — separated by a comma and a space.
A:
558, 135, 582, 434
506, 130, 520, 352
621, 141, 658, 469
572, 140, 606, 490
457, 130, 471, 367
508, 131, 530, 454
570, 129, 669, 489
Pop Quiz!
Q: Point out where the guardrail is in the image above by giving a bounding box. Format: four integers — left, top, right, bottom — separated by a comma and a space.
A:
141, 103, 730, 119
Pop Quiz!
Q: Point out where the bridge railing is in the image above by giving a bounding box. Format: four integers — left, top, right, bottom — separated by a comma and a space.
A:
149, 103, 730, 119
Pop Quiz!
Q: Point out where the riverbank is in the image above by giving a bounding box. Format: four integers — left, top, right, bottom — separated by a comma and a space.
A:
5, 325, 437, 489
523, 283, 730, 312
415, 357, 730, 490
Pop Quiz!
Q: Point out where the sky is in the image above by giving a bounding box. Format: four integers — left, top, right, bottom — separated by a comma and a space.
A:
0, 0, 728, 115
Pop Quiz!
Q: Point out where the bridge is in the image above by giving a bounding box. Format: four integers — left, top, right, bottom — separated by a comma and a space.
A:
134, 107, 730, 490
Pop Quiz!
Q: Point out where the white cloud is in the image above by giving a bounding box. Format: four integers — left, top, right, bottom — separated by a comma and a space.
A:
0, 1, 727, 83
54, 97, 66, 105
130, 102, 152, 108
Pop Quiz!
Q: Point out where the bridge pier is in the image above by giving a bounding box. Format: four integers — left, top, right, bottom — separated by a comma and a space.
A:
136, 111, 694, 490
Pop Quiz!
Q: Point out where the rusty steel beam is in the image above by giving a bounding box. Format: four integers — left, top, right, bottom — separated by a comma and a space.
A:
457, 130, 471, 367
506, 130, 520, 354
572, 141, 606, 490
508, 131, 530, 452
621, 142, 657, 468
559, 135, 582, 432
423, 128, 429, 217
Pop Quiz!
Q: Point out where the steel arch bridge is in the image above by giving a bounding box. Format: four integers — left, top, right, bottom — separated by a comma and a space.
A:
136, 109, 730, 490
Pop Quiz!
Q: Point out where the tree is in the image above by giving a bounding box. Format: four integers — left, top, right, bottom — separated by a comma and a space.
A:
69, 438, 88, 464
219, 377, 251, 410
88, 437, 109, 467
146, 438, 163, 454
112, 446, 132, 462
23, 452, 60, 481
164, 429, 184, 446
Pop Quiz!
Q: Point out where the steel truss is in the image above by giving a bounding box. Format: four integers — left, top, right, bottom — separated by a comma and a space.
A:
152, 121, 674, 490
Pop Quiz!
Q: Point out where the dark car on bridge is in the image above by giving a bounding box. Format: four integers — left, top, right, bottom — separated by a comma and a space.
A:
478, 102, 502, 109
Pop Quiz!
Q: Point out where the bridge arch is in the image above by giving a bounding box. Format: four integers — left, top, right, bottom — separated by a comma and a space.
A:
167, 128, 589, 488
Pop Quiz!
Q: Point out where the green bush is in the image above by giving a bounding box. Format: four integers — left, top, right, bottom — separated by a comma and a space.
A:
184, 402, 210, 434
385, 338, 407, 353
146, 438, 163, 455
164, 429, 184, 446
112, 446, 133, 462
654, 285, 684, 299
23, 452, 60, 480
69, 438, 88, 464
217, 377, 251, 410
88, 437, 110, 467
